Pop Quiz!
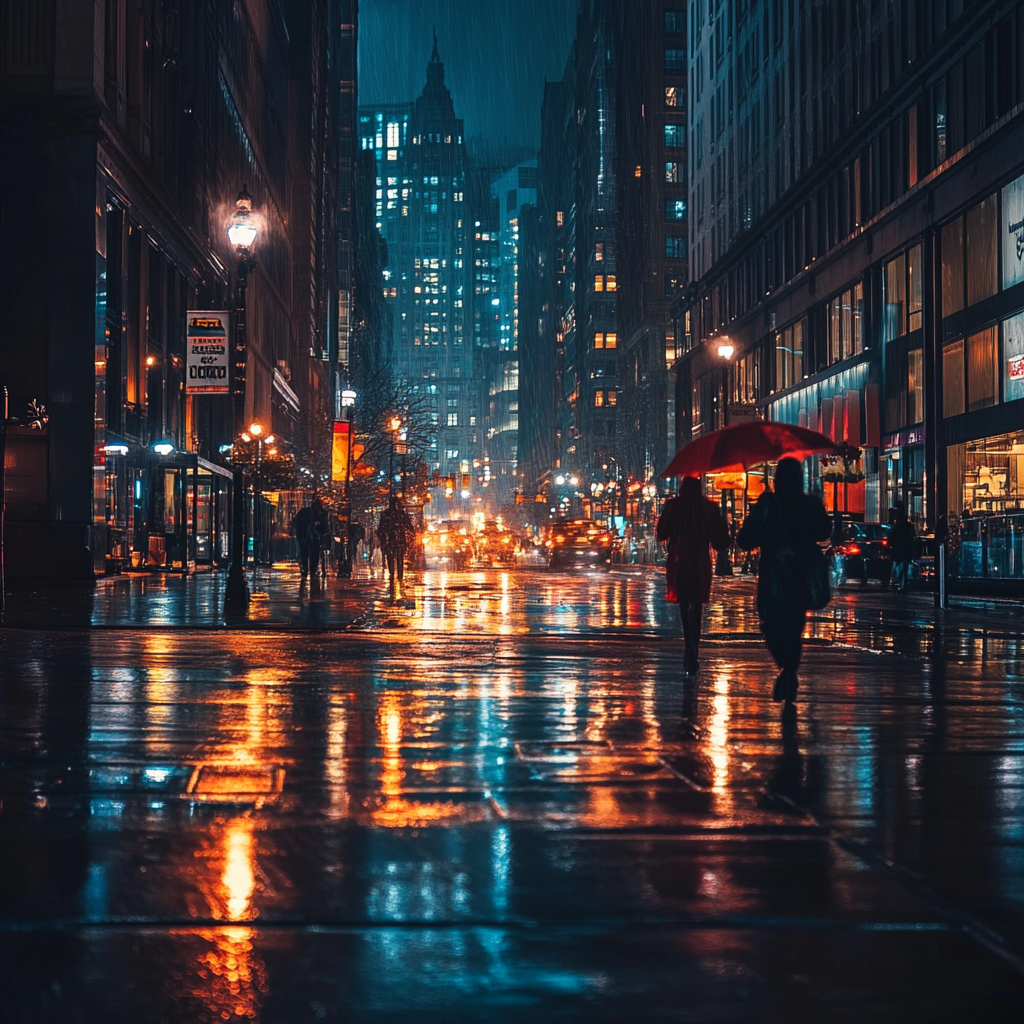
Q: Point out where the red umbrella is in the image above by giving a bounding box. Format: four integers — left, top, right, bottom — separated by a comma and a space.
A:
660, 421, 836, 478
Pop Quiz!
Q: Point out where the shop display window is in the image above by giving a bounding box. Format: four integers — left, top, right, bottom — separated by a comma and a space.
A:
955, 431, 1024, 515
1004, 312, 1024, 404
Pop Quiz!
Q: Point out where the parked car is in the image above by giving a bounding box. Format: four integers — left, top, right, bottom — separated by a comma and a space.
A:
827, 522, 892, 586
546, 519, 613, 569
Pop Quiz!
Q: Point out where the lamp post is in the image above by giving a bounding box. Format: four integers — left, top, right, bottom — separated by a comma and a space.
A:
388, 415, 402, 496
224, 185, 258, 611
714, 339, 736, 576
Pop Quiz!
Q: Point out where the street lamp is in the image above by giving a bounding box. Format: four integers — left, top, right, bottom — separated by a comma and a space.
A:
388, 416, 402, 496
225, 185, 259, 611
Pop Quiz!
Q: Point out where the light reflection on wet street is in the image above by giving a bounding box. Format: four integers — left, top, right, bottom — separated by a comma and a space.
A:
1, 567, 1023, 1021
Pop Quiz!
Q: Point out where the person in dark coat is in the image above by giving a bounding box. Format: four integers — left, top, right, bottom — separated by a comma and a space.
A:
347, 519, 365, 573
378, 497, 415, 587
889, 504, 916, 592
656, 476, 731, 675
737, 458, 831, 703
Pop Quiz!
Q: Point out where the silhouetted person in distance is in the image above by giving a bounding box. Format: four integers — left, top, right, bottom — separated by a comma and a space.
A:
889, 503, 916, 593
378, 497, 414, 589
294, 496, 329, 581
657, 476, 730, 675
737, 458, 831, 704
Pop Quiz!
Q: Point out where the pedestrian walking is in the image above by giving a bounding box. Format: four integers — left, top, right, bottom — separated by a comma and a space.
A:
656, 476, 730, 675
378, 497, 414, 591
737, 458, 831, 704
293, 496, 330, 581
889, 504, 916, 593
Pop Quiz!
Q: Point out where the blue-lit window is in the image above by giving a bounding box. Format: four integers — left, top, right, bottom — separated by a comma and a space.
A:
665, 236, 687, 258
665, 199, 686, 221
665, 49, 686, 72
665, 11, 685, 33
664, 124, 683, 148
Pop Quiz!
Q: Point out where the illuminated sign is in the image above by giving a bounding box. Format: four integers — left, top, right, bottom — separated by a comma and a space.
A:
332, 421, 350, 482
1002, 172, 1024, 290
185, 311, 231, 394
1004, 312, 1024, 403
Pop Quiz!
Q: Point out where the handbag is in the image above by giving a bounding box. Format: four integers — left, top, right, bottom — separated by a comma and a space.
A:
771, 542, 831, 610
802, 542, 832, 610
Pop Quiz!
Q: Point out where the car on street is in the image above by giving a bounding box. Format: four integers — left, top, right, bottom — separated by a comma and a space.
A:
473, 521, 518, 565
826, 521, 892, 586
546, 519, 613, 569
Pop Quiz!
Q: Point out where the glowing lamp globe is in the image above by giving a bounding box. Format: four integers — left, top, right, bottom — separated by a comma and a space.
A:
227, 186, 258, 249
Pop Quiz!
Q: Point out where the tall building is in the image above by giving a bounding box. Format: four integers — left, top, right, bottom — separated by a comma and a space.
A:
676, 0, 1024, 591
0, 0, 349, 578
485, 163, 537, 504
358, 39, 478, 491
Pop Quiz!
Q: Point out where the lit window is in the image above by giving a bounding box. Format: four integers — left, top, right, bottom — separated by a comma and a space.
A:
605, 275, 617, 292
607, 390, 618, 406
594, 390, 604, 407
594, 275, 604, 292
664, 125, 682, 148
594, 332, 605, 349
595, 243, 603, 261
635, 164, 642, 178
605, 333, 617, 349
386, 122, 400, 147
556, 210, 564, 227
665, 199, 686, 220
665, 86, 678, 107
665, 162, 678, 183
447, 413, 458, 426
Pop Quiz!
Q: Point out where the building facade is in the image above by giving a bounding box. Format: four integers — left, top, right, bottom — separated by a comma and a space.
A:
1, 0, 349, 578
676, 0, 1024, 590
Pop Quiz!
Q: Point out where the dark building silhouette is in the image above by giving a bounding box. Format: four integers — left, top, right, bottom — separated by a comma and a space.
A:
0, 0, 354, 578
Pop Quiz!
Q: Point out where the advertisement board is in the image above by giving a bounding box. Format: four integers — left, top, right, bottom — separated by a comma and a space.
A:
1004, 311, 1024, 404
1002, 172, 1024, 290
185, 311, 231, 394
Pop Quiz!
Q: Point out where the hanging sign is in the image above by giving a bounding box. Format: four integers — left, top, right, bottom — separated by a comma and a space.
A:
185, 311, 231, 393
332, 421, 351, 482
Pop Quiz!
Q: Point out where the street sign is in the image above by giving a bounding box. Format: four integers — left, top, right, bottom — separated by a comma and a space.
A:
185, 311, 231, 393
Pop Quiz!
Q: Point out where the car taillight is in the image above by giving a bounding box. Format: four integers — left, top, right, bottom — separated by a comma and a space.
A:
600, 535, 610, 542
554, 535, 566, 544
840, 543, 862, 556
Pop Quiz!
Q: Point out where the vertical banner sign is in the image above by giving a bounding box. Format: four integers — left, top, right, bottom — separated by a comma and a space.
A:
332, 421, 350, 482
185, 311, 231, 393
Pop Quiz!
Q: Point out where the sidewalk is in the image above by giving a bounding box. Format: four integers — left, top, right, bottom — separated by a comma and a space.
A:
0, 564, 384, 630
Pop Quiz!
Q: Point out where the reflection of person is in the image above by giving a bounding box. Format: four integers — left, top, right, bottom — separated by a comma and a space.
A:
347, 520, 365, 572
889, 504, 916, 592
377, 497, 414, 585
737, 458, 831, 704
656, 477, 730, 676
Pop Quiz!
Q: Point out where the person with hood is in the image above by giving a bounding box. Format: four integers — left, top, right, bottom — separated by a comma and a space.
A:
656, 476, 731, 675
737, 458, 831, 703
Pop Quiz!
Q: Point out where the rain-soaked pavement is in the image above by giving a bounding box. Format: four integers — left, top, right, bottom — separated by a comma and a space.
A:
1, 565, 1022, 1021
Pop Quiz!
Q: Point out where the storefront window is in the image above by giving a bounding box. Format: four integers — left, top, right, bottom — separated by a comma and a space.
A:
966, 194, 998, 306
967, 326, 998, 411
952, 431, 1024, 515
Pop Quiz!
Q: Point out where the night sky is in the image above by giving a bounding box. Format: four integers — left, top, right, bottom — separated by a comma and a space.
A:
358, 0, 577, 161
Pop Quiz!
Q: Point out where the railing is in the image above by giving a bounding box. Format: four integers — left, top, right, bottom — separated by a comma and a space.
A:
955, 512, 1024, 580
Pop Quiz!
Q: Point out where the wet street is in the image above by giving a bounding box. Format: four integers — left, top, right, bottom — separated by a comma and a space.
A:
2, 567, 1023, 1022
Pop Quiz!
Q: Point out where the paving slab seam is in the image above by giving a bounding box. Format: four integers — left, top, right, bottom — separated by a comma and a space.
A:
763, 788, 1024, 978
